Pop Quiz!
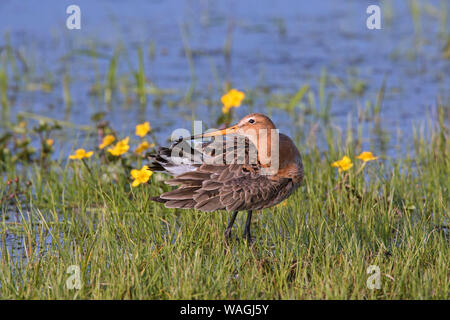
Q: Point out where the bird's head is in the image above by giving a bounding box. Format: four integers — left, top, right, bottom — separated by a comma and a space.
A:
187, 113, 279, 171
189, 113, 277, 141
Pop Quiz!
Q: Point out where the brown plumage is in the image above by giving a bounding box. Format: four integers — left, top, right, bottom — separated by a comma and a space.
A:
149, 113, 304, 242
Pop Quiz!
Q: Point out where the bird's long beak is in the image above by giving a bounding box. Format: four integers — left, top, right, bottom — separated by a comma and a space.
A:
187, 125, 239, 140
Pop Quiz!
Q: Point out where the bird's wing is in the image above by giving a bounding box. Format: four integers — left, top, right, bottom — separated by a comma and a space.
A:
148, 134, 256, 176
152, 136, 295, 212
148, 139, 203, 176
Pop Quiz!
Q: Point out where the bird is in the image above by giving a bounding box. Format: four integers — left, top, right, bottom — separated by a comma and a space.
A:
149, 113, 304, 243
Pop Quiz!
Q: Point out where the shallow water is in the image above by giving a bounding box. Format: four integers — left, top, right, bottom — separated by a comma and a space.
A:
0, 0, 448, 158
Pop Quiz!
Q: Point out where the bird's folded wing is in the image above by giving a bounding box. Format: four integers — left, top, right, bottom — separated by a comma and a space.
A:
151, 135, 294, 212
160, 163, 293, 212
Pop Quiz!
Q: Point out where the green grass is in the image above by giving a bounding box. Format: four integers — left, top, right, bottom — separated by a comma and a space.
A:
0, 109, 448, 299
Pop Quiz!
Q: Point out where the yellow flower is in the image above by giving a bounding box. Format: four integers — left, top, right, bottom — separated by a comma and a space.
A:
131, 165, 153, 187
99, 135, 115, 149
277, 200, 288, 208
46, 139, 54, 147
331, 156, 353, 172
221, 89, 245, 114
356, 151, 378, 162
135, 141, 155, 154
107, 137, 130, 156
136, 122, 151, 137
69, 148, 93, 160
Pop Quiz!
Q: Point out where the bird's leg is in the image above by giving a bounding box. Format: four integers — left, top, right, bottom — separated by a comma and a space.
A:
243, 210, 253, 243
225, 211, 238, 242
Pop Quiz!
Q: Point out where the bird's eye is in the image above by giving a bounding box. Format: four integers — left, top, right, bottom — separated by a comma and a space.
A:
248, 119, 255, 124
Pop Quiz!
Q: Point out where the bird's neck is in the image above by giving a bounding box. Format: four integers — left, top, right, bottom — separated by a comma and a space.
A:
256, 133, 304, 180
245, 129, 277, 170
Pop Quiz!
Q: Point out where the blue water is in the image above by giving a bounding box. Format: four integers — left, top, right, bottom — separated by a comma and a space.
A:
0, 0, 448, 156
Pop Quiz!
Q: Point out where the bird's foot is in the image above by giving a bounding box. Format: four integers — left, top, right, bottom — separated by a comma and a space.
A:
243, 232, 254, 246
225, 229, 254, 247
224, 228, 233, 245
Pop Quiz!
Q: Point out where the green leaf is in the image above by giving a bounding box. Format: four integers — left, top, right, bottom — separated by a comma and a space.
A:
287, 84, 309, 112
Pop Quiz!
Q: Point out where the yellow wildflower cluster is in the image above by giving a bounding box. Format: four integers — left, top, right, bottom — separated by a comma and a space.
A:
331, 152, 378, 173
331, 156, 353, 172
69, 122, 156, 186
136, 122, 151, 137
69, 149, 93, 160
221, 89, 245, 114
131, 165, 153, 187
46, 139, 54, 147
356, 151, 378, 162
108, 137, 130, 156
135, 141, 155, 154
99, 135, 115, 149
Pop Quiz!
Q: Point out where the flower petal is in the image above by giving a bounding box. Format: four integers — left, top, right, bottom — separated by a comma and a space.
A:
131, 180, 141, 187
131, 169, 139, 179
